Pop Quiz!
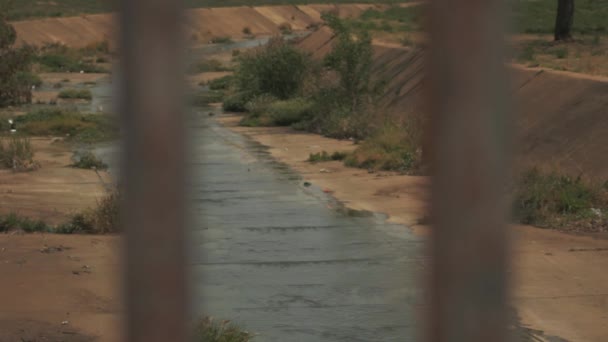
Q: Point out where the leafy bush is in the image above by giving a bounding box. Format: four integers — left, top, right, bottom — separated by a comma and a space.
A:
188, 59, 232, 74
208, 75, 233, 90
190, 91, 225, 106
222, 92, 250, 112
242, 27, 252, 35
0, 18, 35, 106
210, 36, 234, 44
266, 97, 314, 126
58, 88, 92, 100
193, 317, 252, 342
278, 22, 293, 34
35, 43, 108, 73
345, 124, 420, 172
232, 37, 311, 100
15, 108, 117, 142
0, 213, 50, 233
57, 189, 120, 234
513, 169, 608, 229
308, 150, 349, 163
0, 137, 37, 171
72, 151, 107, 170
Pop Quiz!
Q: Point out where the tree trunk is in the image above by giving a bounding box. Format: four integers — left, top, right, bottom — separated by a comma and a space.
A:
555, 0, 574, 41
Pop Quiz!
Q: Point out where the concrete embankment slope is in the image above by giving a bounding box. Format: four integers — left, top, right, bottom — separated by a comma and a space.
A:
298, 28, 608, 180
11, 3, 386, 48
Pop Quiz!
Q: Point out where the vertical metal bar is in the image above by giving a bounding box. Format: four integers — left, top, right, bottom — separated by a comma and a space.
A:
119, 0, 187, 341
427, 0, 510, 341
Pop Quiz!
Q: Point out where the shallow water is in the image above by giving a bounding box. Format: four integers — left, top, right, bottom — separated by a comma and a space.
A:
190, 109, 425, 341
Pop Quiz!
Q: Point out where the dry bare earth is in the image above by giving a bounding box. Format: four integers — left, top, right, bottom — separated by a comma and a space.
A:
12, 4, 388, 48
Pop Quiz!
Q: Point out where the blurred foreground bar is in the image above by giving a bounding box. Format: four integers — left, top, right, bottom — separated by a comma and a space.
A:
427, 0, 511, 341
120, 0, 188, 341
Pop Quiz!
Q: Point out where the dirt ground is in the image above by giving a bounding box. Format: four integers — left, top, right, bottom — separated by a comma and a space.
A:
0, 137, 121, 341
0, 138, 111, 224
0, 233, 121, 342
218, 114, 608, 342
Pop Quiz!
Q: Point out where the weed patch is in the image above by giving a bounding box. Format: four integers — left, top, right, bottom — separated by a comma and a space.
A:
208, 75, 233, 90
58, 89, 92, 100
16, 108, 117, 143
72, 151, 107, 170
0, 137, 37, 171
344, 123, 421, 172
513, 169, 608, 231
188, 59, 232, 74
308, 150, 349, 163
193, 317, 253, 342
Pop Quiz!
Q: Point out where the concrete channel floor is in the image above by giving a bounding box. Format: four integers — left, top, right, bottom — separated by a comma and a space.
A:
189, 111, 425, 341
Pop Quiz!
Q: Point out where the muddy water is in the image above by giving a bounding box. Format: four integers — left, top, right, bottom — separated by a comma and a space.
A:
190, 110, 425, 341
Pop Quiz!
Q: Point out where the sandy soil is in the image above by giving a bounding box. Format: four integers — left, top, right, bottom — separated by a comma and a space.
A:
0, 138, 111, 224
218, 114, 608, 342
0, 234, 122, 342
0, 137, 121, 341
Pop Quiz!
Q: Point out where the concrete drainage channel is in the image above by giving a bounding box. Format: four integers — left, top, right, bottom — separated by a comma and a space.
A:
189, 108, 424, 341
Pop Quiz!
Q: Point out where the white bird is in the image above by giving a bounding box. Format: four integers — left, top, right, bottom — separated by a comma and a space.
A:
8, 119, 16, 133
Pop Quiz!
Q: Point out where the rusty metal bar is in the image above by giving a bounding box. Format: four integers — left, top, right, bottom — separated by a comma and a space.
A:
427, 0, 511, 341
119, 0, 188, 341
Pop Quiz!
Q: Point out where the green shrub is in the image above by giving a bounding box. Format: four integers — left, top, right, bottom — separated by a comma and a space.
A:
193, 317, 252, 342
57, 189, 120, 234
513, 169, 608, 228
554, 48, 568, 59
278, 22, 293, 34
16, 108, 117, 142
233, 37, 311, 100
0, 213, 50, 233
223, 92, 250, 112
191, 91, 225, 106
308, 150, 349, 163
72, 151, 107, 170
0, 137, 37, 171
208, 75, 233, 90
58, 89, 92, 100
187, 59, 232, 74
517, 45, 536, 62
210, 36, 233, 44
267, 97, 314, 126
242, 27, 252, 35
344, 124, 420, 172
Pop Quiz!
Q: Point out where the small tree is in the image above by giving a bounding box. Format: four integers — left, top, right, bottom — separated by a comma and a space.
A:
0, 6, 35, 107
322, 12, 376, 113
234, 37, 310, 100
555, 0, 574, 41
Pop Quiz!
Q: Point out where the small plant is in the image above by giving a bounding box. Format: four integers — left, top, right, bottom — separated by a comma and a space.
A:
210, 36, 233, 44
0, 137, 37, 171
193, 317, 253, 342
208, 75, 233, 91
187, 59, 232, 74
57, 188, 121, 234
592, 35, 601, 46
0, 213, 50, 233
344, 123, 421, 172
278, 22, 293, 35
513, 168, 608, 230
554, 48, 568, 59
190, 91, 225, 106
518, 45, 535, 62
308, 150, 349, 163
242, 27, 252, 35
72, 151, 107, 170
58, 89, 92, 100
